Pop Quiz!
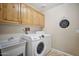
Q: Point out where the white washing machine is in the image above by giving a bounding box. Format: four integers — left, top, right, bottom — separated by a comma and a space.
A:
0, 33, 27, 56
22, 32, 51, 56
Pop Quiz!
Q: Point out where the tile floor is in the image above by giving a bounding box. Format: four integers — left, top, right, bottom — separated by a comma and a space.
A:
46, 49, 72, 56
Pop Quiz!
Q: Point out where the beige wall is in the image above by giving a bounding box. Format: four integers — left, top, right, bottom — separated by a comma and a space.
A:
0, 24, 42, 34
44, 3, 79, 55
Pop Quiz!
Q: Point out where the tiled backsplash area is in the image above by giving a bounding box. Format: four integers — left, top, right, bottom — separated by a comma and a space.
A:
0, 24, 42, 34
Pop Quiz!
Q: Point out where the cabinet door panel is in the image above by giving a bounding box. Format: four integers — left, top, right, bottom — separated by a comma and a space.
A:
21, 4, 28, 24
39, 14, 44, 27
3, 3, 20, 23
27, 7, 33, 25
32, 10, 40, 26
32, 9, 44, 27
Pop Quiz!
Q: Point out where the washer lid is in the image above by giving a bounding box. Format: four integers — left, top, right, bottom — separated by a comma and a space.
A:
0, 33, 23, 42
0, 33, 26, 49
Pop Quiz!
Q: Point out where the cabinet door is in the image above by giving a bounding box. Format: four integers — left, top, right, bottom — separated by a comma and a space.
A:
27, 7, 33, 25
32, 9, 44, 27
39, 14, 44, 27
20, 4, 28, 24
3, 3, 20, 23
32, 10, 40, 26
0, 4, 3, 21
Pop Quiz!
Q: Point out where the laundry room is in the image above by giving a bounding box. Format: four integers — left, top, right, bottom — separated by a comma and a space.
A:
0, 2, 79, 56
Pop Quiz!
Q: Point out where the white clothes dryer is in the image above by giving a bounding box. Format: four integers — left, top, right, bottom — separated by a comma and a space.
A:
22, 33, 51, 56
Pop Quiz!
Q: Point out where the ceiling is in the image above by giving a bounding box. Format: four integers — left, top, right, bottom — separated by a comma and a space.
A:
29, 3, 63, 12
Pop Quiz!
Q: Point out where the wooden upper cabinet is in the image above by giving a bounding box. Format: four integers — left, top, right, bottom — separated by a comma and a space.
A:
20, 4, 28, 24
0, 3, 44, 27
0, 4, 3, 21
3, 3, 20, 23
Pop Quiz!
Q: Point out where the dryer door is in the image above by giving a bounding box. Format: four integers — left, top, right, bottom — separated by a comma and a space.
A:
35, 41, 46, 56
37, 42, 44, 54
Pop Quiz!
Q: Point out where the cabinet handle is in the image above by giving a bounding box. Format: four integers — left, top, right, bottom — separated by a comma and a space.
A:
0, 8, 1, 11
4, 18, 7, 20
12, 6, 15, 8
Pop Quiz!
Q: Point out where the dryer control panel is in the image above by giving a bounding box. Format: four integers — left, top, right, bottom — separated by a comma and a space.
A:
39, 35, 45, 39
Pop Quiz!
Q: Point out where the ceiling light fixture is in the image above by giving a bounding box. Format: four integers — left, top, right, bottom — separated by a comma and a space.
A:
41, 4, 47, 8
